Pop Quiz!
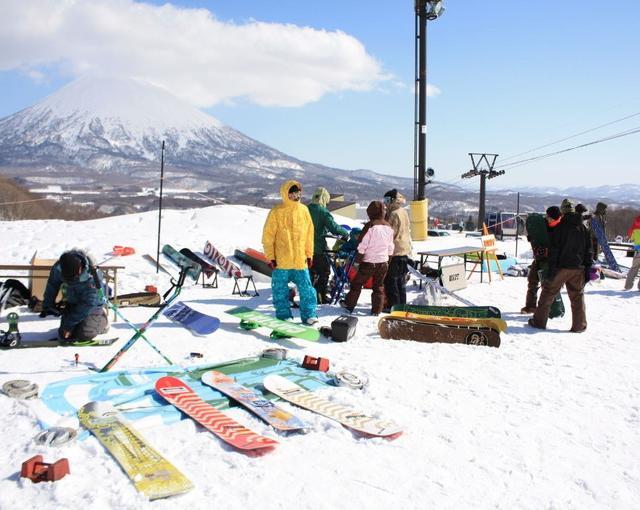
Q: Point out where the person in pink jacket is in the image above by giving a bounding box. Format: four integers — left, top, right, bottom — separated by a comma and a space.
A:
340, 201, 394, 315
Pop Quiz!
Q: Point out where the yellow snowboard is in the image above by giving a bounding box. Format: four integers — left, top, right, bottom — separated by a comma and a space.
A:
78, 401, 193, 500
389, 310, 507, 332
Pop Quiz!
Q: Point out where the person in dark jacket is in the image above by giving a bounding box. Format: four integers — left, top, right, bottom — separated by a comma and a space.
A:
40, 250, 109, 341
307, 187, 349, 304
521, 206, 562, 313
529, 206, 592, 332
590, 201, 607, 262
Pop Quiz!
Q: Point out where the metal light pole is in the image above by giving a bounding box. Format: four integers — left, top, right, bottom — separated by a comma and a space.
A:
411, 0, 444, 241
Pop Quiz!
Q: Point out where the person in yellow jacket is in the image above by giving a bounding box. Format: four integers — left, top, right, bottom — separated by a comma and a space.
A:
262, 180, 318, 324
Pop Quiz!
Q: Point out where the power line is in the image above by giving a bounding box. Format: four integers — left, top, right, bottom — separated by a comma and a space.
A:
495, 126, 640, 171
499, 111, 640, 163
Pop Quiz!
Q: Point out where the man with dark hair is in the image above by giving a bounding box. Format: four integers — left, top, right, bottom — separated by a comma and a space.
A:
382, 189, 412, 311
521, 206, 561, 314
40, 249, 109, 341
529, 208, 592, 333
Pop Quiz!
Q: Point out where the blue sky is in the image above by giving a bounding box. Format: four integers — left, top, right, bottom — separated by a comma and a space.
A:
1, 0, 639, 191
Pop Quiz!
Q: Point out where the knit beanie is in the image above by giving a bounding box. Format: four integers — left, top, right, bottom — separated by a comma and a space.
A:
311, 187, 330, 207
560, 199, 574, 215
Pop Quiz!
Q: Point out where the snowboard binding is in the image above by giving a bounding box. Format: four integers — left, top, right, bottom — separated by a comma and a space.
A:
240, 320, 260, 331
0, 312, 22, 348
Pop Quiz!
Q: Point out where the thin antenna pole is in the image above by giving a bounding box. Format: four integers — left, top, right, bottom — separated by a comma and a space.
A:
515, 192, 520, 257
155, 141, 165, 273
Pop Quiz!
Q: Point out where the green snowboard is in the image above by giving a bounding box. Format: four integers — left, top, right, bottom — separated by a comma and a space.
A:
226, 306, 320, 342
391, 304, 501, 319
526, 213, 565, 319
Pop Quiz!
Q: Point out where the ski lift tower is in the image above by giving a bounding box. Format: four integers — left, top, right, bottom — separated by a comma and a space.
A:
411, 0, 444, 241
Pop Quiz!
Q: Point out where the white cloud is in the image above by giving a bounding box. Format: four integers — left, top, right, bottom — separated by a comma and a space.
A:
0, 0, 390, 108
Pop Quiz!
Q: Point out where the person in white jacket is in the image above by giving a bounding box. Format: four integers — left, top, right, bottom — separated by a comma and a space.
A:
340, 201, 394, 315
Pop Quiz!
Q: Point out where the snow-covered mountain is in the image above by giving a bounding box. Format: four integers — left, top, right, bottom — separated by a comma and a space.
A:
509, 184, 640, 207
0, 76, 413, 205
0, 76, 637, 214
0, 76, 312, 171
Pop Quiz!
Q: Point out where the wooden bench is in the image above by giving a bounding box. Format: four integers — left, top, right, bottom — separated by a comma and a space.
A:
0, 264, 125, 321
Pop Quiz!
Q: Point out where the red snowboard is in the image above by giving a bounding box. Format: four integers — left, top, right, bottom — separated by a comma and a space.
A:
155, 376, 277, 453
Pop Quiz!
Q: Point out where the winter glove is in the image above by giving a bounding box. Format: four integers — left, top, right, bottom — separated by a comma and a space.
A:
39, 308, 61, 318
269, 260, 277, 269
306, 258, 313, 269
584, 265, 593, 285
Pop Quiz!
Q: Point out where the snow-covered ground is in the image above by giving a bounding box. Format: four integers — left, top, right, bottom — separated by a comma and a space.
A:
0, 205, 638, 509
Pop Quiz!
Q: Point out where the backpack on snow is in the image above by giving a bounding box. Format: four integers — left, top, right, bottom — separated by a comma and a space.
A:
0, 279, 31, 312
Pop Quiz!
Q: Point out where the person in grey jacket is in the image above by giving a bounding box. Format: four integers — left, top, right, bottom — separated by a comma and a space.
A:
41, 250, 109, 341
383, 189, 412, 311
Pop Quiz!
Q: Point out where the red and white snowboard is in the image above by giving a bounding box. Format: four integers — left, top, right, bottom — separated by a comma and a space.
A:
155, 376, 277, 453
204, 241, 242, 278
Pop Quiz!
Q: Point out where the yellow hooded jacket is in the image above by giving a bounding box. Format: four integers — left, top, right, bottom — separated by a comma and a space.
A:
262, 180, 314, 270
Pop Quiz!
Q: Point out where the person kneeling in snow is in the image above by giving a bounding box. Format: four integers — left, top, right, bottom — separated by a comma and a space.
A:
340, 201, 394, 315
40, 250, 109, 341
262, 180, 318, 325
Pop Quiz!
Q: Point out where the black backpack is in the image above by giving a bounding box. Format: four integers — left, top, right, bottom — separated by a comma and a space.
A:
0, 279, 31, 312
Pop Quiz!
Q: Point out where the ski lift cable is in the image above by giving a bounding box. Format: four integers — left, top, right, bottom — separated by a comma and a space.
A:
498, 111, 640, 163
494, 126, 640, 170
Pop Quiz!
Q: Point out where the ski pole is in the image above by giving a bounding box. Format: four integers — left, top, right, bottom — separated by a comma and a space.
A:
106, 301, 174, 366
98, 270, 186, 372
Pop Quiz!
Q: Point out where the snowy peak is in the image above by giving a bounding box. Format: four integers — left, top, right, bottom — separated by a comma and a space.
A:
0, 74, 283, 170
26, 76, 223, 132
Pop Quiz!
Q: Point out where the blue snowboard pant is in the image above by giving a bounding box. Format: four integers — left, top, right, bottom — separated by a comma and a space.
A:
271, 268, 317, 322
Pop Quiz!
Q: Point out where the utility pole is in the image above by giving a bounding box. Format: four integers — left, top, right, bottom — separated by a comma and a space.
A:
410, 0, 443, 240
155, 140, 165, 273
461, 153, 504, 230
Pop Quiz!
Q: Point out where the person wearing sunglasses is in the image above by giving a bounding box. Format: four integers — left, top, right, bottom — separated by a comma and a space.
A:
262, 180, 319, 325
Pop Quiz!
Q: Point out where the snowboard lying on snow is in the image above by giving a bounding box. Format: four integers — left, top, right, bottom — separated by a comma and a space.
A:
378, 316, 500, 348
263, 374, 403, 438
1, 335, 119, 349
78, 401, 193, 500
226, 306, 320, 342
389, 310, 507, 333
155, 376, 278, 453
201, 370, 308, 432
163, 301, 220, 336
391, 304, 501, 319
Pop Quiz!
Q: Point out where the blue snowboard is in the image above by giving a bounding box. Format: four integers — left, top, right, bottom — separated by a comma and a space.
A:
163, 302, 220, 336
591, 217, 620, 272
